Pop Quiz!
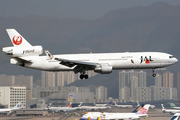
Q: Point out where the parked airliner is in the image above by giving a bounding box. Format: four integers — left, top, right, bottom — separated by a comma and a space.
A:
2, 29, 178, 79
80, 104, 150, 120
161, 104, 180, 115
0, 102, 21, 114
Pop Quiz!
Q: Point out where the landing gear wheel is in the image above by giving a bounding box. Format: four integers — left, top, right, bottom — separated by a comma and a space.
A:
152, 73, 156, 77
152, 69, 156, 77
80, 74, 84, 79
79, 74, 89, 79
84, 75, 88, 79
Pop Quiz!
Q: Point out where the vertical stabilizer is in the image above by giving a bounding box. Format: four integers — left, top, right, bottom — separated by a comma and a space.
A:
170, 102, 177, 108
68, 102, 72, 107
12, 102, 21, 110
6, 29, 32, 47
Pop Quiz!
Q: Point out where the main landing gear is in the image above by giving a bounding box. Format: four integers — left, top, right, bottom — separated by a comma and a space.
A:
80, 72, 89, 79
152, 69, 156, 77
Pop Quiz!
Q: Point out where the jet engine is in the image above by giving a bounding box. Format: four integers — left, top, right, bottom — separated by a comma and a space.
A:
3, 46, 43, 57
94, 63, 112, 74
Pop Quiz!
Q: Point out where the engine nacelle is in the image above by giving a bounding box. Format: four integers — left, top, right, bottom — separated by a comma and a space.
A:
3, 46, 43, 57
94, 63, 112, 74
10, 58, 24, 66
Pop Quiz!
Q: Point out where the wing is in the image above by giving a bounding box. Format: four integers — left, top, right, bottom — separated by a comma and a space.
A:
14, 57, 32, 63
54, 58, 97, 73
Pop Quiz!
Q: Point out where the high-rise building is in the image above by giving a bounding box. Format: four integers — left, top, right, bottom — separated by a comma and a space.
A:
177, 73, 180, 100
41, 71, 55, 87
134, 87, 151, 102
155, 74, 162, 87
95, 86, 107, 101
15, 75, 33, 90
130, 76, 138, 100
119, 71, 127, 89
0, 74, 15, 86
119, 70, 147, 101
138, 71, 146, 87
56, 72, 65, 86
56, 72, 76, 86
163, 71, 174, 88
0, 86, 26, 108
151, 86, 177, 101
119, 86, 130, 102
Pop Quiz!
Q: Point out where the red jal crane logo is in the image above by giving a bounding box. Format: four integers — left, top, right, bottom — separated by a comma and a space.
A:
13, 35, 22, 45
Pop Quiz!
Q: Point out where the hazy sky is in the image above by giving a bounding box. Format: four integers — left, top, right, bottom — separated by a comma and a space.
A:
1, 0, 180, 20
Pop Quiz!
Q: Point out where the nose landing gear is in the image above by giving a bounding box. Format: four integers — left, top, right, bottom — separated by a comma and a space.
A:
152, 69, 156, 77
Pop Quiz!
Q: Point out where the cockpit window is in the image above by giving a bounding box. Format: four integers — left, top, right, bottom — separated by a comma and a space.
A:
169, 56, 174, 58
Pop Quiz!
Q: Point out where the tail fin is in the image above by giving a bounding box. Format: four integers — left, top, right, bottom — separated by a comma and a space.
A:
170, 102, 177, 108
170, 113, 180, 120
108, 101, 112, 106
6, 29, 32, 47
132, 104, 150, 114
137, 101, 140, 106
78, 102, 83, 107
47, 103, 52, 108
12, 102, 21, 110
113, 100, 117, 106
161, 104, 166, 113
68, 102, 72, 107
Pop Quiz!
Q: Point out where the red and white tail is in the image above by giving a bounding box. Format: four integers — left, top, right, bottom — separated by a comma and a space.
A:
67, 102, 72, 107
137, 104, 150, 114
6, 29, 32, 47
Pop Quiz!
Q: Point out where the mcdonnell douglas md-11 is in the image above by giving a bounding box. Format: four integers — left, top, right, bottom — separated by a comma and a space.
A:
2, 29, 178, 79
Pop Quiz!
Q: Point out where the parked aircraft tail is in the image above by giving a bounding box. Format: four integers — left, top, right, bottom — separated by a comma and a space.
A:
137, 101, 140, 106
161, 104, 166, 112
132, 104, 150, 114
170, 102, 177, 108
12, 102, 21, 110
78, 102, 83, 107
170, 113, 180, 120
112, 100, 117, 106
67, 102, 72, 107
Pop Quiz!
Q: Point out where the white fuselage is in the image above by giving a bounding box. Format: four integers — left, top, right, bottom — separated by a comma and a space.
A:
49, 107, 77, 112
81, 112, 147, 120
22, 52, 177, 72
0, 108, 12, 113
115, 104, 133, 108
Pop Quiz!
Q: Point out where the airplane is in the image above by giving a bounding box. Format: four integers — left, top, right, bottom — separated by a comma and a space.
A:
113, 100, 133, 108
80, 104, 150, 120
137, 101, 155, 109
169, 102, 180, 109
2, 29, 178, 79
47, 102, 80, 112
0, 102, 21, 114
79, 102, 111, 111
170, 113, 180, 120
161, 104, 180, 115
94, 101, 111, 107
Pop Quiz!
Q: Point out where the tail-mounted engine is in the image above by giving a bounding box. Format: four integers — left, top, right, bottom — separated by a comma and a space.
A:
2, 46, 43, 57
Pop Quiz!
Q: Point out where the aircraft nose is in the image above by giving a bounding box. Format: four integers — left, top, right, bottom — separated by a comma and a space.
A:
175, 58, 178, 63
173, 58, 178, 64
